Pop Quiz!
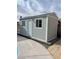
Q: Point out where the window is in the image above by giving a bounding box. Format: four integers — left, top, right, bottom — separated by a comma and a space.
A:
36, 19, 42, 27
22, 21, 25, 26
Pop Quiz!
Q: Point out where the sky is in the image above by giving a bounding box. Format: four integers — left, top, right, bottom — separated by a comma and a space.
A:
17, 0, 61, 18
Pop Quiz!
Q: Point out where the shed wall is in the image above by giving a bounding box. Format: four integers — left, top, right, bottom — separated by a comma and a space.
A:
47, 15, 58, 42
19, 20, 29, 36
32, 17, 47, 42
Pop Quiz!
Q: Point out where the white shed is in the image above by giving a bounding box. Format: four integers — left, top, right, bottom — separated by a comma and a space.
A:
18, 12, 58, 44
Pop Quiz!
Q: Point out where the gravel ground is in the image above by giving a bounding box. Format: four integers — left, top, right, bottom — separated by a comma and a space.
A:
48, 39, 61, 59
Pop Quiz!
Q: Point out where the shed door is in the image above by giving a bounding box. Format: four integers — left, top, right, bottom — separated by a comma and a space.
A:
28, 19, 32, 37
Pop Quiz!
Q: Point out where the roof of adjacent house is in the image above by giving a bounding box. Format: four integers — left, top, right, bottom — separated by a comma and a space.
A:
20, 12, 58, 20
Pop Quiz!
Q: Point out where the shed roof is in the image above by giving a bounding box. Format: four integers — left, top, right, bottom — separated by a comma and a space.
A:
20, 12, 58, 20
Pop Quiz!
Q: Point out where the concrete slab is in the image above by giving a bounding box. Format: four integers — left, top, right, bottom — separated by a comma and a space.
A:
17, 35, 28, 41
17, 35, 53, 59
18, 55, 53, 59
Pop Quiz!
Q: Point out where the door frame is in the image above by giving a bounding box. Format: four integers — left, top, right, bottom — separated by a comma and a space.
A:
28, 19, 32, 37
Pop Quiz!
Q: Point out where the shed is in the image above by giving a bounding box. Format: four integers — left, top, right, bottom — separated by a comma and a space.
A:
19, 12, 58, 44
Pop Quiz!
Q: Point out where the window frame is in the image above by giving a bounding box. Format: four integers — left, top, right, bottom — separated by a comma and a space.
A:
35, 18, 43, 29
21, 21, 25, 26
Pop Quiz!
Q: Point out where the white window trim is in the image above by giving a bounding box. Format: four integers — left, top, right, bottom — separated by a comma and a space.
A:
35, 18, 43, 29
21, 20, 26, 26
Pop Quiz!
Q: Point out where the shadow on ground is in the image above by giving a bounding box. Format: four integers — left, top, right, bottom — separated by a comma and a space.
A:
36, 37, 61, 49
17, 34, 61, 49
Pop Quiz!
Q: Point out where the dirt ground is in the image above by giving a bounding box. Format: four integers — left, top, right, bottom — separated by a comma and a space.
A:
48, 39, 61, 59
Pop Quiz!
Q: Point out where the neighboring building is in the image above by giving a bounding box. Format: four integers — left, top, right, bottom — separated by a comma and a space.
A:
17, 22, 20, 33
17, 16, 22, 33
57, 18, 61, 37
18, 12, 58, 44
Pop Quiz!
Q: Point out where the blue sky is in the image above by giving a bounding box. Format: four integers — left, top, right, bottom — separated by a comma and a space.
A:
17, 0, 61, 18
